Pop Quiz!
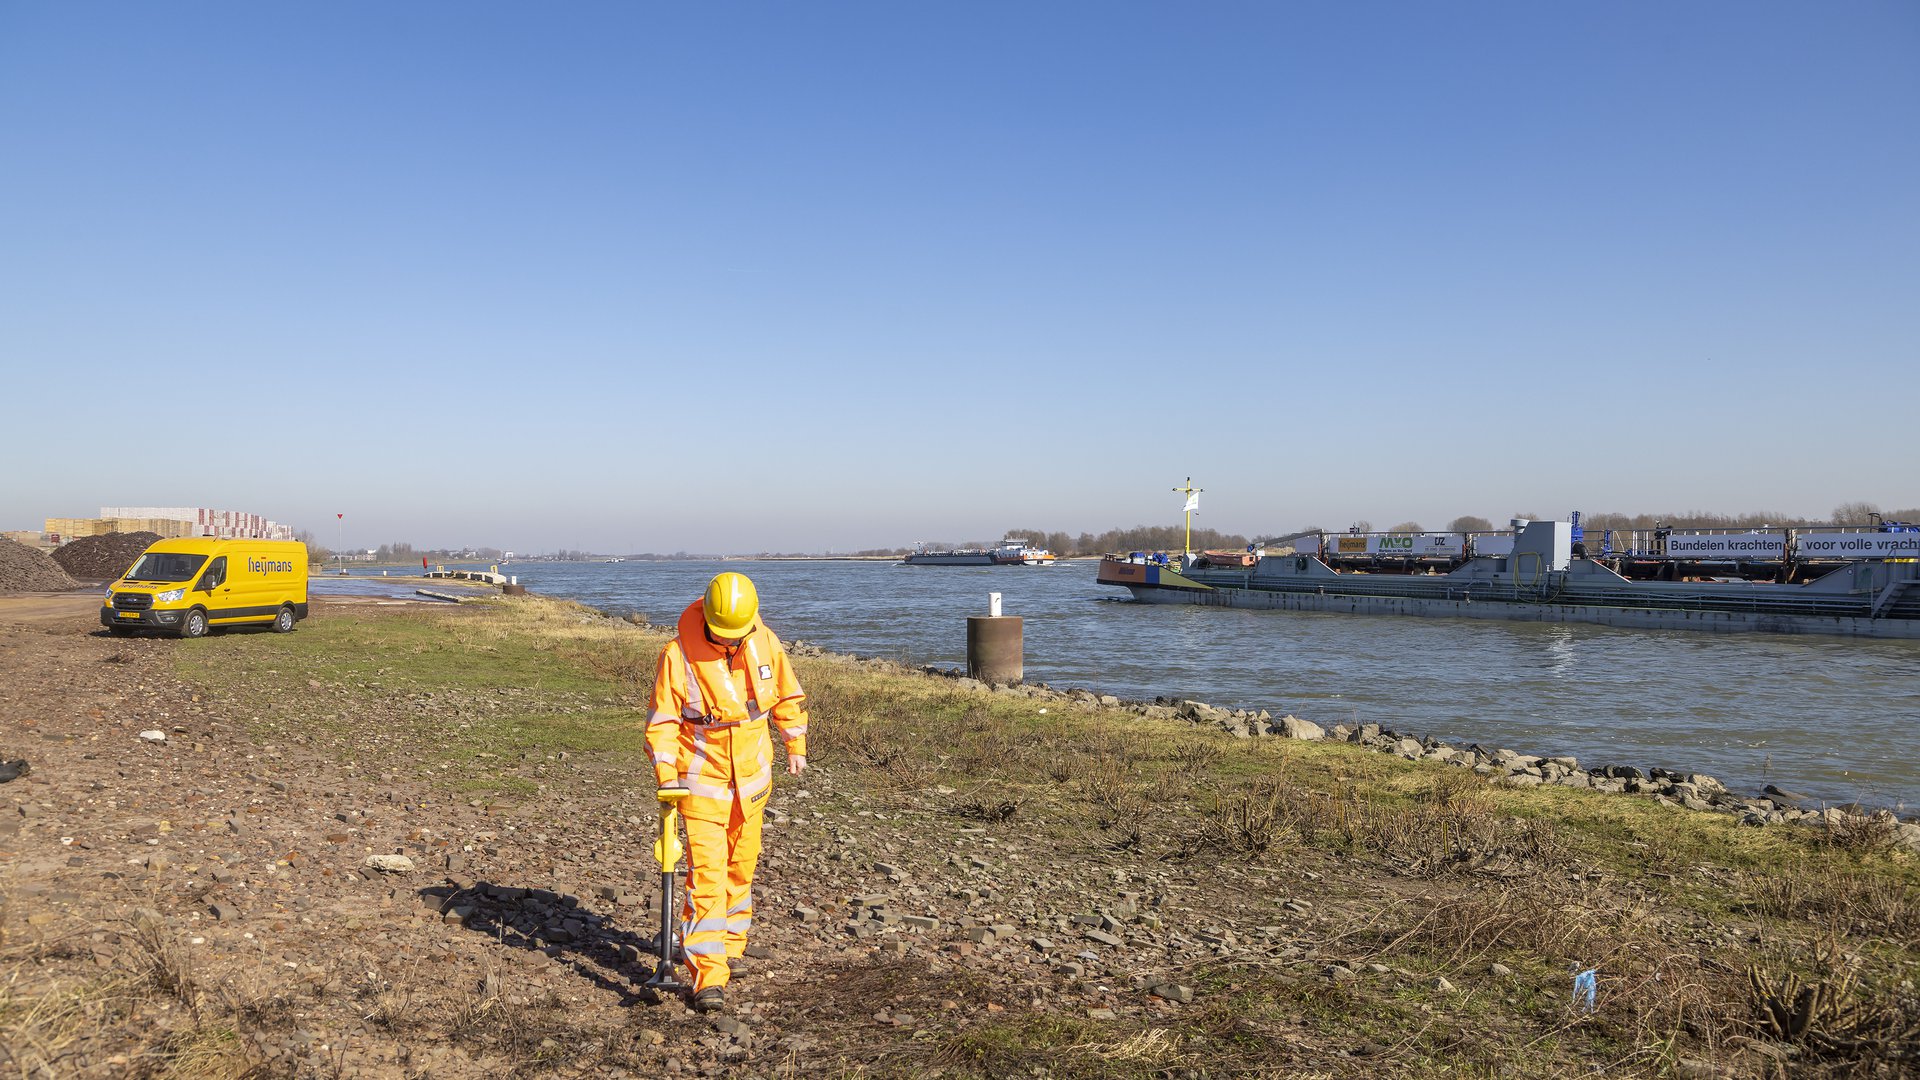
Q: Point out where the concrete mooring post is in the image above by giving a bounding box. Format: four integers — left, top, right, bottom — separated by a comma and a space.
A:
967, 592, 1023, 684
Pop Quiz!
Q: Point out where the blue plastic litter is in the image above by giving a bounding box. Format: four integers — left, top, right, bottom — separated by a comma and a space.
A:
1572, 967, 1598, 1013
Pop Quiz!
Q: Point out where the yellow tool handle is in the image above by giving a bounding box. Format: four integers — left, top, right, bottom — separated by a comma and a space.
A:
653, 786, 689, 871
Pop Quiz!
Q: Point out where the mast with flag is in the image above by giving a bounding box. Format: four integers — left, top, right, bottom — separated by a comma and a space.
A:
1172, 477, 1202, 560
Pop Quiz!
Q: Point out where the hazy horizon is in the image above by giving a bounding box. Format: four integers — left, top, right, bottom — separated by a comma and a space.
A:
5, 3, 1915, 553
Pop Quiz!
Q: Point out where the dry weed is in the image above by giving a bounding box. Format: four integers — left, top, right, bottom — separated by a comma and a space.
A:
839, 726, 936, 788
122, 910, 200, 1011
947, 795, 1021, 823
1816, 812, 1899, 857
1082, 756, 1145, 832
1190, 781, 1289, 857
1372, 884, 1613, 967
1171, 739, 1224, 775
1746, 936, 1920, 1064
1340, 774, 1562, 877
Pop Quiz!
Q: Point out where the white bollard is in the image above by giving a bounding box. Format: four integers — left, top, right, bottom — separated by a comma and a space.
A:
988, 592, 1002, 618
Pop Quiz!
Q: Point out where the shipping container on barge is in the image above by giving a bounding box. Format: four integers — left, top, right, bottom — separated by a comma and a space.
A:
1098, 518, 1920, 640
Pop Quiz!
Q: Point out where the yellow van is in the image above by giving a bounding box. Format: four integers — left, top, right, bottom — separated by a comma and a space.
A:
102, 538, 309, 638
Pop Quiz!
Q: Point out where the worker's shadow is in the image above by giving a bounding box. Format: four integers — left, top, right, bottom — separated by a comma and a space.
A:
421, 880, 679, 1007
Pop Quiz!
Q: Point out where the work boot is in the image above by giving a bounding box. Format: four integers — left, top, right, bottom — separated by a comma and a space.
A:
727, 957, 749, 980
692, 987, 725, 1013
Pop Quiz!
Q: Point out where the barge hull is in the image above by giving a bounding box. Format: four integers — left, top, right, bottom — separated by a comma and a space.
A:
1120, 582, 1920, 640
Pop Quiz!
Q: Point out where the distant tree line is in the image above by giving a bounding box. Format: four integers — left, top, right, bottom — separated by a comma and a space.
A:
1279, 502, 1920, 539
995, 526, 1253, 556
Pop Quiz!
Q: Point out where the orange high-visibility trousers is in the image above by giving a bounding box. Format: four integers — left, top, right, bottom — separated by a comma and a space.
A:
679, 797, 763, 992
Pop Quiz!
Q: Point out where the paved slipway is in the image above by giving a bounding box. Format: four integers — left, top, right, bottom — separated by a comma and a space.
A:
0, 595, 1323, 1078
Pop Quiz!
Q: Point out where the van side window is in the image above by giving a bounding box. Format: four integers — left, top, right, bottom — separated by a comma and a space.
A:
200, 557, 227, 591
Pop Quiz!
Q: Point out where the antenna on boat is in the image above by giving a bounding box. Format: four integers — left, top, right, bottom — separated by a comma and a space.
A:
1172, 477, 1203, 561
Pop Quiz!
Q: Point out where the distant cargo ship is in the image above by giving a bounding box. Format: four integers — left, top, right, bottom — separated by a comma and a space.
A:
1098, 517, 1920, 640
903, 538, 1057, 567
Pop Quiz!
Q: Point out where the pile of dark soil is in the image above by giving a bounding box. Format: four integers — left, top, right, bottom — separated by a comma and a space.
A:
52, 531, 162, 581
0, 538, 79, 593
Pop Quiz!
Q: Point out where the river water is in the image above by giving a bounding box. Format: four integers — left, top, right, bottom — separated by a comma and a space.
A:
317, 560, 1920, 810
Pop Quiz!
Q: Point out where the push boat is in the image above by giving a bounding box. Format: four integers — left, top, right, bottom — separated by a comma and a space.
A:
1098, 518, 1920, 640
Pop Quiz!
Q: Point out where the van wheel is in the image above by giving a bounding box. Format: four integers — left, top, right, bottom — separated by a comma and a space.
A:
272, 605, 296, 633
181, 609, 209, 639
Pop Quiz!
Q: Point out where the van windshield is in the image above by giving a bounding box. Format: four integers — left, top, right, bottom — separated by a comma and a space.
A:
123, 553, 209, 583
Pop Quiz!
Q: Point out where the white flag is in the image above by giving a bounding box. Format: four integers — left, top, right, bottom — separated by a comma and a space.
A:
1183, 492, 1199, 514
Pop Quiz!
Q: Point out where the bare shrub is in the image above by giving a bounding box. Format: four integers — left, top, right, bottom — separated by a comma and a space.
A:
1817, 811, 1898, 857
1145, 771, 1194, 806
1383, 885, 1611, 966
1171, 740, 1223, 775
1342, 775, 1563, 877
839, 726, 935, 788
1746, 936, 1920, 1064
1191, 781, 1288, 857
948, 795, 1021, 822
1082, 756, 1144, 832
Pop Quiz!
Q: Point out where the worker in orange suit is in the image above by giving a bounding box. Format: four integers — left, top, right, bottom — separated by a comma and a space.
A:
647, 571, 808, 1013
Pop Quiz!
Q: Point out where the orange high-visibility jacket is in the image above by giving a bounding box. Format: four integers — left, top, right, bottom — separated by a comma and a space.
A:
647, 600, 808, 820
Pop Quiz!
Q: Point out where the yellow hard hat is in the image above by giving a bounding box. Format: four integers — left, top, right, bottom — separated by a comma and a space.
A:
703, 572, 759, 640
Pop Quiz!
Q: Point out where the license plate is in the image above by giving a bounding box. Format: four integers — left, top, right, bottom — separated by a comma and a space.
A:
117, 611, 140, 619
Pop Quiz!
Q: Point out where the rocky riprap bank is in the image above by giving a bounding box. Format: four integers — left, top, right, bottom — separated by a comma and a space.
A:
914, 664, 1920, 853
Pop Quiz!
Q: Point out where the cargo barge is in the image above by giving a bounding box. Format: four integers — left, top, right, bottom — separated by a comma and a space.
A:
1098, 519, 1920, 640
904, 538, 1057, 567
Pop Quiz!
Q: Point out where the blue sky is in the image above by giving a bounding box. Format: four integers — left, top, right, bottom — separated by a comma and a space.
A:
3, 3, 1915, 553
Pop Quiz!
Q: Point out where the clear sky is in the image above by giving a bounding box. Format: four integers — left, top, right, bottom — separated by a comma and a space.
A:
3, 3, 1915, 553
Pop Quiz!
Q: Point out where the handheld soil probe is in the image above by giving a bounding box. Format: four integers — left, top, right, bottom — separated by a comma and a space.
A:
643, 786, 691, 992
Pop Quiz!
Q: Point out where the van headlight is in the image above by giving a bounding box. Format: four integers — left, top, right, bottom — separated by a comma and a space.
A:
156, 588, 185, 603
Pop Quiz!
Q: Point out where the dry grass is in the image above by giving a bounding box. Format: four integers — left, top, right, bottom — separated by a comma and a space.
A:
153, 1024, 250, 1080
122, 909, 201, 1011
1749, 868, 1920, 947
0, 962, 116, 1077
0, 910, 252, 1080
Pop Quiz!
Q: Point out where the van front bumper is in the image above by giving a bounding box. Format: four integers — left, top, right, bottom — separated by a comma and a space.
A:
102, 607, 183, 630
